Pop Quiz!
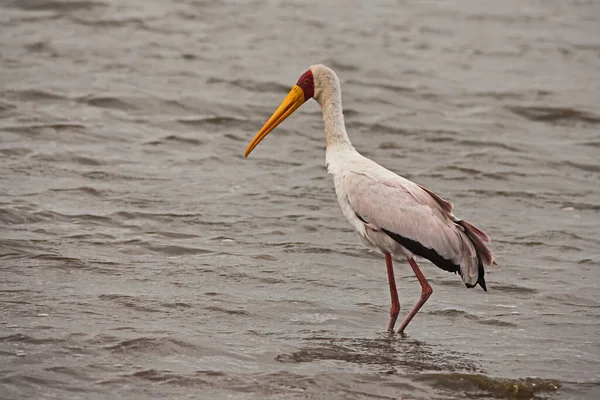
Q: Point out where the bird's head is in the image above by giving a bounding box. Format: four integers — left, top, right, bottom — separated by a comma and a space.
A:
244, 64, 336, 157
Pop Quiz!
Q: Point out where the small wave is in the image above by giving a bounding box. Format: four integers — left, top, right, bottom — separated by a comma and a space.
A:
427, 309, 478, 320
540, 293, 600, 309
126, 369, 209, 386
204, 306, 249, 316
7, 0, 106, 12
254, 158, 303, 168
2, 123, 86, 136
30, 210, 115, 226
253, 254, 278, 262
79, 95, 135, 111
224, 133, 244, 141
209, 236, 235, 241
64, 233, 115, 240
470, 189, 541, 199
0, 100, 17, 116
322, 59, 359, 72
578, 258, 600, 266
181, 53, 197, 60
410, 133, 520, 153
176, 115, 248, 127
32, 152, 105, 166
222, 271, 285, 285
69, 16, 146, 29
98, 294, 163, 313
428, 165, 514, 181
378, 141, 402, 149
346, 121, 415, 137
274, 242, 335, 255
43, 366, 94, 386
160, 301, 192, 309
258, 277, 285, 284
477, 319, 517, 327
581, 140, 600, 148
146, 135, 203, 146
347, 79, 416, 94
147, 231, 199, 239
444, 165, 484, 176
2, 89, 68, 101
414, 373, 559, 399
341, 108, 361, 118
105, 337, 202, 356
31, 254, 88, 268
555, 160, 600, 173
0, 238, 45, 258
0, 374, 67, 393
475, 91, 526, 100
515, 230, 597, 244
111, 211, 201, 222
507, 105, 600, 125
49, 186, 104, 196
0, 208, 45, 225
78, 95, 194, 115
476, 89, 553, 100
0, 148, 31, 158
82, 171, 166, 181
0, 333, 62, 345
490, 284, 538, 295
206, 77, 289, 94
456, 139, 523, 153
145, 244, 217, 256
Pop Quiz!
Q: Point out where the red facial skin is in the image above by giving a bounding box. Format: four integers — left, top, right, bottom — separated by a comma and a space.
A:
296, 70, 314, 101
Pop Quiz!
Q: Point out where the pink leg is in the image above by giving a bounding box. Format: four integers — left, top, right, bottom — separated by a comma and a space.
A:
385, 253, 401, 332
397, 258, 433, 334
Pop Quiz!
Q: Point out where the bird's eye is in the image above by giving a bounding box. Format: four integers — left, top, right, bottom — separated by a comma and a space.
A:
304, 78, 312, 85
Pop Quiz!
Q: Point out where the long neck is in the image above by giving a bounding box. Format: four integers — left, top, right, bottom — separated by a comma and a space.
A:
316, 82, 353, 152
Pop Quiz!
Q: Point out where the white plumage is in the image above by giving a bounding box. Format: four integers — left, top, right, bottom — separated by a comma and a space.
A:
245, 64, 495, 334
331, 152, 492, 287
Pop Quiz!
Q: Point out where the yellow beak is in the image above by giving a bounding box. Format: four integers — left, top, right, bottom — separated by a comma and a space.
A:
244, 85, 305, 157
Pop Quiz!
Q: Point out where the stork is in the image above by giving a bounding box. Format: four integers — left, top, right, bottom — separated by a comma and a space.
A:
244, 65, 495, 333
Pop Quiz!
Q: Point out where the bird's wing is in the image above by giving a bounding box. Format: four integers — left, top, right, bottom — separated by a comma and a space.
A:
341, 170, 492, 288
341, 170, 467, 262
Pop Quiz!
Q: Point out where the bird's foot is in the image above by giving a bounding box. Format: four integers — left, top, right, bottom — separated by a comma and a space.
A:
396, 328, 407, 337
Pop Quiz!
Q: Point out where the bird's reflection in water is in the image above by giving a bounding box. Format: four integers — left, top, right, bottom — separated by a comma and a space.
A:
276, 335, 561, 399
276, 333, 481, 374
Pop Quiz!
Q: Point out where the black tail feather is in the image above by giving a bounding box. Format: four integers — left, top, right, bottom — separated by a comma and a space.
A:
456, 220, 488, 291
465, 261, 487, 291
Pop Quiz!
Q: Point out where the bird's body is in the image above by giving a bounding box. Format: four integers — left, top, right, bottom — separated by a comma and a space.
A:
328, 145, 493, 287
245, 64, 495, 334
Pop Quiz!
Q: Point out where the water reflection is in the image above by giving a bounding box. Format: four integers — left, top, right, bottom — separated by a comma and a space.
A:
277, 335, 561, 399
276, 334, 481, 374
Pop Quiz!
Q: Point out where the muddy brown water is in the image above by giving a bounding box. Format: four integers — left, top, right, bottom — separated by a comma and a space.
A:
1, 0, 600, 399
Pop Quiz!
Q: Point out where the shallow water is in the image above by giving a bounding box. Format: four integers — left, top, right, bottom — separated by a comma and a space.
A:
1, 0, 600, 399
